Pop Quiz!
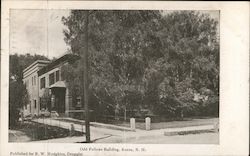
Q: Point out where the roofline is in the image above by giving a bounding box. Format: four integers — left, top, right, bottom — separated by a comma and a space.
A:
23, 60, 50, 73
38, 54, 80, 76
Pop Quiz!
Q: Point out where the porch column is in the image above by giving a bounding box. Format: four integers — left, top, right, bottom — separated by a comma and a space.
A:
65, 88, 70, 117
51, 94, 55, 110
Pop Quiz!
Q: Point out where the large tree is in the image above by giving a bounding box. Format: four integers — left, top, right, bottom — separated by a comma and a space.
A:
62, 10, 162, 118
152, 11, 219, 117
62, 10, 219, 119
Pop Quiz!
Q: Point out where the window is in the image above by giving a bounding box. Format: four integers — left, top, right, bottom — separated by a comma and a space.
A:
40, 77, 45, 89
32, 76, 34, 86
34, 76, 36, 85
34, 100, 37, 109
25, 80, 29, 88
76, 96, 81, 106
56, 70, 60, 82
49, 73, 55, 85
33, 76, 35, 85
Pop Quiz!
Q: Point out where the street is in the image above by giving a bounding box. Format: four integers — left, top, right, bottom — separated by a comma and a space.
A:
9, 129, 218, 144
94, 132, 219, 144
9, 117, 219, 144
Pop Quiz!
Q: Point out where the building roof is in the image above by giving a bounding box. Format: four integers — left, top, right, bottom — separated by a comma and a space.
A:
23, 60, 50, 73
49, 81, 66, 88
38, 54, 80, 76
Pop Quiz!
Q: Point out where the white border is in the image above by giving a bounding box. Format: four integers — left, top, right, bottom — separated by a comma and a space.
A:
1, 1, 249, 156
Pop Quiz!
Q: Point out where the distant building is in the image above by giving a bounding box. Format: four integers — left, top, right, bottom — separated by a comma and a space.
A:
22, 54, 80, 117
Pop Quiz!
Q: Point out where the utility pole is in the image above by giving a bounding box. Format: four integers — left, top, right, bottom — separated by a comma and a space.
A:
83, 10, 90, 142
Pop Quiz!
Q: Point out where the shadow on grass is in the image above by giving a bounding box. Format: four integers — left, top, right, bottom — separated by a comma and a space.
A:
9, 121, 84, 141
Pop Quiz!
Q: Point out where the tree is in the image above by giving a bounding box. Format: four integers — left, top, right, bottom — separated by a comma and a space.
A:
62, 10, 162, 119
62, 10, 219, 119
9, 54, 50, 127
145, 11, 219, 118
9, 81, 29, 127
10, 54, 50, 82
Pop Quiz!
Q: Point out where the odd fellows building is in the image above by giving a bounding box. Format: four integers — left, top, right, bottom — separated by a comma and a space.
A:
22, 54, 80, 117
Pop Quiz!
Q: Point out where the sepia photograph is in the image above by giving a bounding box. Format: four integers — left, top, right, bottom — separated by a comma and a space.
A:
8, 9, 220, 144
1, 1, 249, 156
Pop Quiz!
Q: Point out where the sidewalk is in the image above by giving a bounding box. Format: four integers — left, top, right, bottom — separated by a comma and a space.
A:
32, 118, 139, 137
32, 135, 113, 143
31, 117, 217, 143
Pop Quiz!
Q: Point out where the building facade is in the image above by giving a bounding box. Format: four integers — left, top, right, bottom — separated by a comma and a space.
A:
23, 60, 50, 116
22, 54, 80, 117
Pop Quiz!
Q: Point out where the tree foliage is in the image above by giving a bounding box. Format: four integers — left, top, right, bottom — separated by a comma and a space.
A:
9, 54, 50, 127
62, 10, 219, 119
10, 54, 50, 82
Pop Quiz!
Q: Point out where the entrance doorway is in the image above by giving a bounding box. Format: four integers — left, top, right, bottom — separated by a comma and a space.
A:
51, 88, 66, 114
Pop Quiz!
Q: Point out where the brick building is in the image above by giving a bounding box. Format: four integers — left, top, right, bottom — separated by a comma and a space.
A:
22, 54, 80, 117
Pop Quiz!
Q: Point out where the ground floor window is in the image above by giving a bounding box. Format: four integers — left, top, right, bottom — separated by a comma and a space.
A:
76, 96, 81, 107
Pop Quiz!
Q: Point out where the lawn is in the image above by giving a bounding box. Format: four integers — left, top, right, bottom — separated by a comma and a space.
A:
9, 121, 84, 142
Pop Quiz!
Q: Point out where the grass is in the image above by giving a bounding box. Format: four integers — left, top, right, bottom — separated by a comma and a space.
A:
9, 121, 84, 141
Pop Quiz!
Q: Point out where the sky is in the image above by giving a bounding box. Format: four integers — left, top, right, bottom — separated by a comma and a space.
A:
10, 9, 70, 59
10, 10, 219, 59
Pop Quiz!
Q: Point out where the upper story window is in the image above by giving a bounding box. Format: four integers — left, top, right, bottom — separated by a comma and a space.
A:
25, 80, 29, 88
34, 76, 36, 86
31, 76, 36, 86
56, 70, 60, 82
49, 73, 55, 86
40, 77, 45, 89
